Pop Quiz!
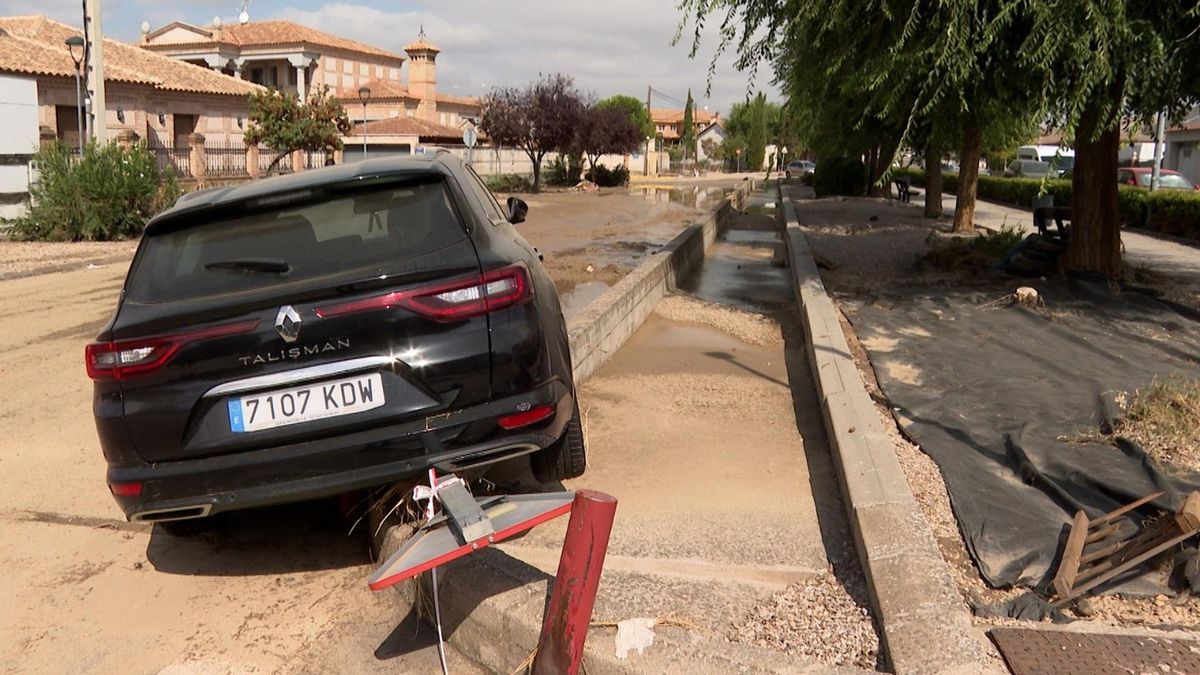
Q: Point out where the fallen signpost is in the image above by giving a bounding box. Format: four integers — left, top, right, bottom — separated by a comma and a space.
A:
368, 474, 617, 675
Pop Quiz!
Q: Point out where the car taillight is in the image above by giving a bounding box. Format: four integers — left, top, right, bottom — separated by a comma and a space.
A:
315, 263, 533, 322
85, 319, 260, 381
108, 481, 143, 497
497, 405, 555, 430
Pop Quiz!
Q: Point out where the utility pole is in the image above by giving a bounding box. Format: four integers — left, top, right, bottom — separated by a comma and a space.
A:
1150, 111, 1167, 192
83, 0, 108, 144
645, 85, 652, 176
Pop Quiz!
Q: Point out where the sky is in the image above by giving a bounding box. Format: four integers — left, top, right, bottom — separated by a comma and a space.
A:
0, 0, 781, 115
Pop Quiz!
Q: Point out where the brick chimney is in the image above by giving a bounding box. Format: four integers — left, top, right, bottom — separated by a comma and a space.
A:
404, 27, 440, 123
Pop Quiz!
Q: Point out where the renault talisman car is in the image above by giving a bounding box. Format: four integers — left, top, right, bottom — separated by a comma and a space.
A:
89, 153, 585, 529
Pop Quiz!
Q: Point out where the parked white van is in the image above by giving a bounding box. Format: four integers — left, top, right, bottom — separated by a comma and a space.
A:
1016, 145, 1074, 176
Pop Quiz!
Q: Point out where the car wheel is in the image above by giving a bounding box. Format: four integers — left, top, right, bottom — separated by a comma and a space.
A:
530, 401, 586, 483
785, 171, 792, 179
156, 518, 212, 537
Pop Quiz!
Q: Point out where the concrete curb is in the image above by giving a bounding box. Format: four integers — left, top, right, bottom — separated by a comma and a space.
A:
567, 179, 753, 383
779, 183, 991, 675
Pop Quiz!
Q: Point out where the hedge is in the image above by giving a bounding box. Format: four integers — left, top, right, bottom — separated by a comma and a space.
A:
813, 156, 867, 197
891, 167, 1200, 240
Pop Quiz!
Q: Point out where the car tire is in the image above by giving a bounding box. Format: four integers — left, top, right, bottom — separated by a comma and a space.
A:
530, 401, 586, 483
156, 518, 212, 537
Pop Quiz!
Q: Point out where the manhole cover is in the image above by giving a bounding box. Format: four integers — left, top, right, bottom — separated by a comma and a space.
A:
990, 627, 1200, 675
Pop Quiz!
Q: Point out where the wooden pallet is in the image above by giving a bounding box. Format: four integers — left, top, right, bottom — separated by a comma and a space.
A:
1051, 491, 1200, 606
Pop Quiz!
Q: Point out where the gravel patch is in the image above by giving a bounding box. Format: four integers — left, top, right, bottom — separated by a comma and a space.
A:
0, 241, 136, 280
729, 568, 880, 670
653, 295, 783, 346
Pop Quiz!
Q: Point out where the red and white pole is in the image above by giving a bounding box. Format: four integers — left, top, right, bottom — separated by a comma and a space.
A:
531, 490, 618, 675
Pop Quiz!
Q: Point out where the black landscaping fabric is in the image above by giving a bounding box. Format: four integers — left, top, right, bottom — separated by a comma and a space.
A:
846, 278, 1200, 591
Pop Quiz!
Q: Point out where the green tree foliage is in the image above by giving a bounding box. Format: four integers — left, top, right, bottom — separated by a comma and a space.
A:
480, 74, 584, 192
681, 89, 697, 155
9, 141, 181, 241
244, 85, 350, 174
679, 0, 1200, 275
573, 104, 643, 175
598, 94, 655, 138
722, 94, 773, 171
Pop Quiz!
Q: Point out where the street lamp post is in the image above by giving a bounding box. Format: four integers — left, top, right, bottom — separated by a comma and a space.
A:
736, 148, 742, 173
65, 35, 85, 154
357, 86, 371, 160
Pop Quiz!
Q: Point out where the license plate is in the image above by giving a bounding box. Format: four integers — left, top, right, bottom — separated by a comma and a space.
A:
227, 373, 385, 433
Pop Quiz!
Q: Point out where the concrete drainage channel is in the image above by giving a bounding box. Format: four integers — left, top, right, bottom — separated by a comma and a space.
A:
391, 178, 936, 672
778, 183, 994, 674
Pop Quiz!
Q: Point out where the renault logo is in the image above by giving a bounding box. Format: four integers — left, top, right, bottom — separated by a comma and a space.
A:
275, 305, 302, 343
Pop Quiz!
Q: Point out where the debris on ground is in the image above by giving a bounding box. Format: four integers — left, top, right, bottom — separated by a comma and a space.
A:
729, 570, 880, 670
653, 295, 783, 346
570, 179, 598, 192
1102, 378, 1200, 475
979, 286, 1050, 317
919, 226, 1024, 273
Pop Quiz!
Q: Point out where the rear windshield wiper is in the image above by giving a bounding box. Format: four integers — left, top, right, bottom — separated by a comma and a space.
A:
204, 257, 291, 273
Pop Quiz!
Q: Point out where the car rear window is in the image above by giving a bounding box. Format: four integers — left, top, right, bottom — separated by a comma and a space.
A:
127, 179, 467, 303
1137, 173, 1193, 189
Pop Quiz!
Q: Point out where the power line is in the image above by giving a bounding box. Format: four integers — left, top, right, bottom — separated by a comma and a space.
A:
648, 86, 686, 107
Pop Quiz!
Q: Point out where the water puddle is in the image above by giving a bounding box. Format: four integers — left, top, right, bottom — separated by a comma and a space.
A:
682, 225, 792, 312
629, 185, 733, 209
559, 280, 612, 320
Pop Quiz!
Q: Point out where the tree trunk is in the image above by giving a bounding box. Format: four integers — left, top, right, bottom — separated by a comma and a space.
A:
923, 142, 943, 218
1065, 99, 1122, 276
866, 145, 880, 196
952, 118, 983, 232
530, 151, 542, 193
871, 137, 900, 197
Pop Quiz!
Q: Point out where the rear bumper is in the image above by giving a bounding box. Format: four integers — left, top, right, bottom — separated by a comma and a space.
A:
108, 379, 572, 522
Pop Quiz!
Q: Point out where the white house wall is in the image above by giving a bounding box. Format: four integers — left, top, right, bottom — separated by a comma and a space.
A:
0, 73, 39, 219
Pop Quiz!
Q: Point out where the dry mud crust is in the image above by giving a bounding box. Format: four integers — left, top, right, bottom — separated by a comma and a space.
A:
0, 240, 137, 280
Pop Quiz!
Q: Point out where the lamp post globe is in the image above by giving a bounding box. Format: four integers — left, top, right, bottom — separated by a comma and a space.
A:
357, 86, 371, 159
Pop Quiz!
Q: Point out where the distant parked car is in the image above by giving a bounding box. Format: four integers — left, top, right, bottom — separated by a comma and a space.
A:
785, 160, 816, 178
1017, 145, 1074, 176
1004, 160, 1052, 178
1117, 167, 1199, 191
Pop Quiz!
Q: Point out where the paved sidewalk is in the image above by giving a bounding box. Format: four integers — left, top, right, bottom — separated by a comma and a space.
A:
941, 195, 1200, 281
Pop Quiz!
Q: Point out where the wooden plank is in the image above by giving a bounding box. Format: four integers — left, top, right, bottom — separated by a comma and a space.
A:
1053, 510, 1090, 599
1091, 491, 1164, 527
1174, 492, 1200, 532
1084, 522, 1123, 544
1054, 530, 1199, 606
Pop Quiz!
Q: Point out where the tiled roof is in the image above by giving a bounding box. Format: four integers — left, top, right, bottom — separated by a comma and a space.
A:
436, 92, 480, 107
404, 38, 440, 53
351, 116, 463, 140
147, 20, 404, 63
651, 107, 716, 124
340, 79, 412, 101
0, 15, 261, 97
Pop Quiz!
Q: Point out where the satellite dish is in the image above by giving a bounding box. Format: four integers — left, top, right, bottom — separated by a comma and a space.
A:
212, 16, 222, 28
140, 21, 150, 35
239, 10, 250, 25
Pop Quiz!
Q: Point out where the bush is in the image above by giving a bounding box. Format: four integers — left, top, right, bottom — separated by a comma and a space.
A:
543, 155, 582, 187
893, 166, 1200, 239
813, 157, 866, 197
484, 173, 533, 193
585, 164, 630, 187
9, 141, 181, 241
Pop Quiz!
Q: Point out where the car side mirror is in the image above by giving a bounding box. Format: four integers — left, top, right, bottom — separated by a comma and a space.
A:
506, 196, 528, 224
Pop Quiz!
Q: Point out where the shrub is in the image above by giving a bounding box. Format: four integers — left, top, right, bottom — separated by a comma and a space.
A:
891, 166, 1200, 240
9, 140, 181, 241
484, 173, 533, 193
812, 157, 866, 197
543, 155, 581, 187
585, 163, 630, 187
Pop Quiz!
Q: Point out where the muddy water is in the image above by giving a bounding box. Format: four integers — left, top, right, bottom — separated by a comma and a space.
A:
558, 280, 611, 320
629, 185, 733, 210
494, 188, 850, 634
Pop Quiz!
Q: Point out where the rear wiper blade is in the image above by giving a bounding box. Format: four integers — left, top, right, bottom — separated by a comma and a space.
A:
204, 258, 291, 273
